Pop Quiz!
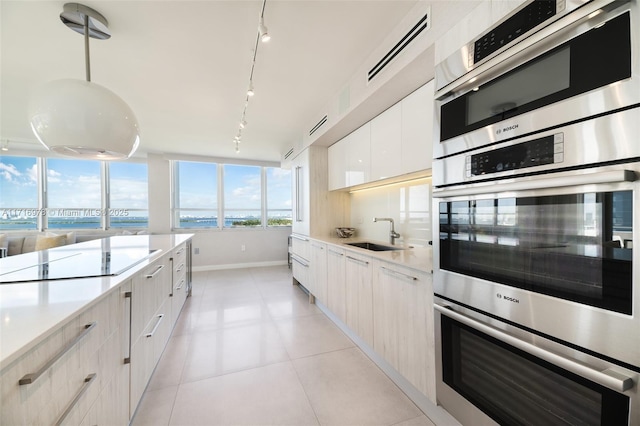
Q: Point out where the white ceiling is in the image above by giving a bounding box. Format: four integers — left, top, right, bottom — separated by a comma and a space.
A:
1, 0, 419, 162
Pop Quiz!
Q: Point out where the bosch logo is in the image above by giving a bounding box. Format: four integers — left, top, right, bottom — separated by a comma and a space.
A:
496, 124, 519, 135
497, 293, 520, 304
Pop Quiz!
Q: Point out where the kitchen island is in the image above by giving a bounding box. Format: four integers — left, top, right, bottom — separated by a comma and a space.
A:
0, 234, 192, 425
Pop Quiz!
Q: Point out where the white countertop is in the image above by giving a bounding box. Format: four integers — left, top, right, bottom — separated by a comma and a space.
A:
0, 234, 192, 370
308, 236, 433, 274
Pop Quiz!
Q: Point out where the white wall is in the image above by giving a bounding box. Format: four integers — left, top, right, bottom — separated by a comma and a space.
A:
350, 177, 432, 247
187, 228, 290, 271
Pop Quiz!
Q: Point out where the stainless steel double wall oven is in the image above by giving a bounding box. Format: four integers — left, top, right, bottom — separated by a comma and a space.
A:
432, 0, 640, 424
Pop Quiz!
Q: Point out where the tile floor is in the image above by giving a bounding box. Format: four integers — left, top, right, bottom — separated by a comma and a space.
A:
131, 266, 436, 426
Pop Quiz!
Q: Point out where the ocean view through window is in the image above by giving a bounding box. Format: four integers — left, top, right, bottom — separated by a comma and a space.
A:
173, 160, 291, 229
0, 155, 149, 230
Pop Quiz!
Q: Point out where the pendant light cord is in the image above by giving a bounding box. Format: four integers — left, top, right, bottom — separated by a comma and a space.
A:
84, 14, 91, 82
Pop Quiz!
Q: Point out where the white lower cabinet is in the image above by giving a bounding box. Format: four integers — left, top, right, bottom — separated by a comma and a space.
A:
326, 246, 346, 323
345, 252, 374, 347
372, 260, 436, 402
0, 284, 128, 426
309, 242, 327, 304
130, 256, 172, 419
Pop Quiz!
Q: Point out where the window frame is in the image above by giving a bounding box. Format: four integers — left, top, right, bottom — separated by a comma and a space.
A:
0, 154, 149, 232
171, 159, 292, 231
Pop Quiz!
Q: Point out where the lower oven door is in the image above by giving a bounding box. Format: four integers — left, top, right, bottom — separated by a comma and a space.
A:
434, 298, 638, 426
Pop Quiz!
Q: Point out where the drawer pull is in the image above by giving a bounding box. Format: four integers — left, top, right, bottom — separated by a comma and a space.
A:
54, 373, 97, 426
176, 248, 185, 255
146, 264, 165, 279
328, 249, 344, 256
291, 255, 309, 268
19, 322, 97, 386
146, 314, 164, 338
380, 266, 417, 281
176, 278, 185, 291
176, 262, 185, 273
346, 255, 369, 265
291, 234, 309, 242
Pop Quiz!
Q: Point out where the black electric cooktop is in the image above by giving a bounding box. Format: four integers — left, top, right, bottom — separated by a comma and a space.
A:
0, 237, 159, 284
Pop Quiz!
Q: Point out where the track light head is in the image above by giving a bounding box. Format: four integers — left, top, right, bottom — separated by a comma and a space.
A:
240, 120, 247, 129
259, 19, 270, 43
247, 82, 255, 97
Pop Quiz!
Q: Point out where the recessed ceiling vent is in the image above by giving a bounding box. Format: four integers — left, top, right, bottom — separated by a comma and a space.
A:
284, 147, 294, 159
309, 115, 328, 136
368, 12, 430, 82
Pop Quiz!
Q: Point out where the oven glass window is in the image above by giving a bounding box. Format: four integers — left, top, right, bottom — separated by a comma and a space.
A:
439, 191, 633, 314
440, 12, 631, 141
441, 316, 630, 425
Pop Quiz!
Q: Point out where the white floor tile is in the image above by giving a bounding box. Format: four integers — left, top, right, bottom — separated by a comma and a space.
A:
181, 322, 290, 383
170, 362, 319, 426
293, 347, 423, 426
274, 314, 354, 359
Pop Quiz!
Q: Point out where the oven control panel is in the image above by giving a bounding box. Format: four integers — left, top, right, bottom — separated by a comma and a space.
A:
469, 0, 565, 65
466, 133, 564, 177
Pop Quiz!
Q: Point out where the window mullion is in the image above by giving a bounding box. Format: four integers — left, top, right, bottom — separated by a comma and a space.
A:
103, 161, 109, 230
38, 157, 47, 231
218, 164, 224, 230
261, 167, 267, 229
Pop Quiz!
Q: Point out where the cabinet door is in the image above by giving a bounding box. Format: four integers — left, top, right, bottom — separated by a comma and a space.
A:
370, 103, 402, 181
345, 252, 374, 346
328, 138, 348, 191
401, 81, 434, 173
346, 123, 371, 186
372, 261, 436, 402
291, 149, 310, 236
310, 242, 327, 303
326, 247, 346, 322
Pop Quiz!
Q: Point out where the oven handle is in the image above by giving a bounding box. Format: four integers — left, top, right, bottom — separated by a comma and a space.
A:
434, 303, 634, 393
433, 170, 636, 198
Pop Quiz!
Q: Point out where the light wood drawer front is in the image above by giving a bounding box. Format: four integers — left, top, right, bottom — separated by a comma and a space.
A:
0, 290, 120, 426
291, 234, 310, 260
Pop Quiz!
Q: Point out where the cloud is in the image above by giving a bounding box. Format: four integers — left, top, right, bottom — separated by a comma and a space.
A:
0, 162, 21, 181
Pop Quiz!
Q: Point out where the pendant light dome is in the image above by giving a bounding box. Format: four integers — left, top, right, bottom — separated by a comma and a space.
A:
28, 3, 140, 160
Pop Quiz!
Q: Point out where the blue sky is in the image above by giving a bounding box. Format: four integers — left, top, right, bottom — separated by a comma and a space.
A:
0, 156, 148, 211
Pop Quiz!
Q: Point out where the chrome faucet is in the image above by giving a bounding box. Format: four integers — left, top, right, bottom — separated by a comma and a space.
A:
373, 217, 400, 245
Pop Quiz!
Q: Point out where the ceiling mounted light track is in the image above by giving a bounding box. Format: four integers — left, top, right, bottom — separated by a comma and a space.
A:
28, 3, 140, 160
232, 0, 270, 154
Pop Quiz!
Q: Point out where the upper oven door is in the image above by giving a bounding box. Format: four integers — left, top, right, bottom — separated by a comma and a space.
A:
432, 163, 639, 369
434, 0, 639, 159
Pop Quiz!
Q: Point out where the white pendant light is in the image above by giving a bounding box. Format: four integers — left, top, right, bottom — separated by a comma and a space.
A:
28, 3, 140, 160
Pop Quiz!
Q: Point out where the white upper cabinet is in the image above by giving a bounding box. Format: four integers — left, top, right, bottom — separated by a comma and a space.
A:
327, 81, 434, 191
346, 123, 371, 186
401, 81, 434, 173
328, 137, 348, 191
370, 102, 402, 181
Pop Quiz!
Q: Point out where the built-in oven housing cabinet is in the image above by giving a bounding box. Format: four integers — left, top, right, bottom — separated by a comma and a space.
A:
434, 298, 638, 426
433, 0, 640, 160
432, 162, 640, 370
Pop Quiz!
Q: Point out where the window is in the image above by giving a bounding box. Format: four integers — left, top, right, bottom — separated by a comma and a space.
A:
109, 162, 149, 228
46, 158, 102, 229
223, 164, 261, 227
0, 155, 150, 231
174, 161, 218, 228
0, 156, 38, 230
172, 160, 291, 230
266, 167, 292, 226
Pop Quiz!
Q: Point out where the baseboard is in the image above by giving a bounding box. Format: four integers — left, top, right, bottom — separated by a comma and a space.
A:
315, 301, 461, 426
192, 260, 288, 272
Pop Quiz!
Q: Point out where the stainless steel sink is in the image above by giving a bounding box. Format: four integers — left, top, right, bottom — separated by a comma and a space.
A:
345, 242, 404, 251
